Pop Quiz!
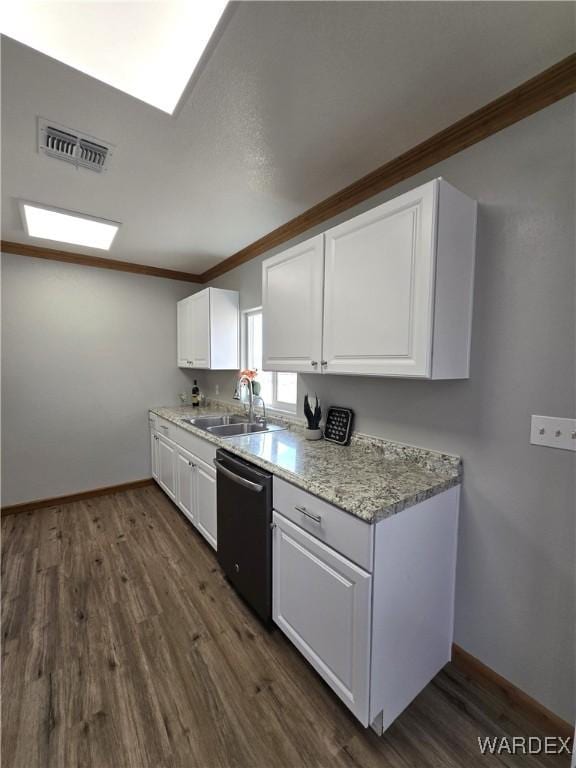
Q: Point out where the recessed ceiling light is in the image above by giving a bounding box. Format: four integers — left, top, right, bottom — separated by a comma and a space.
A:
1, 1, 228, 114
20, 202, 120, 251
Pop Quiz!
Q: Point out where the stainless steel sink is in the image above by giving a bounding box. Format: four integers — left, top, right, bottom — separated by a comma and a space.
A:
207, 422, 285, 438
181, 412, 285, 438
181, 414, 248, 429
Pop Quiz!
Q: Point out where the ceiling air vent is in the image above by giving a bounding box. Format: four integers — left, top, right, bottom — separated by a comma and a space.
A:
38, 118, 113, 172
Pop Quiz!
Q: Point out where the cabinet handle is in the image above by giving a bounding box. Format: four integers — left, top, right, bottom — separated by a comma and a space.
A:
160, 425, 169, 431
321, 360, 327, 367
295, 505, 321, 524
311, 360, 318, 367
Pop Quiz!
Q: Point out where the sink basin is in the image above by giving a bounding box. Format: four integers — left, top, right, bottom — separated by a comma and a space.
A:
207, 422, 286, 438
182, 414, 248, 430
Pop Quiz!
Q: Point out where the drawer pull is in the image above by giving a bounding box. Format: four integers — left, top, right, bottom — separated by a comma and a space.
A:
160, 425, 169, 431
296, 505, 321, 524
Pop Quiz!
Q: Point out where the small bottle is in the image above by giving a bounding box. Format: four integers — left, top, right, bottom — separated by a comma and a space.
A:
191, 380, 200, 408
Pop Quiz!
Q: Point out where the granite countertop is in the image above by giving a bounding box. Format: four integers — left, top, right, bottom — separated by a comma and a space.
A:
150, 404, 462, 524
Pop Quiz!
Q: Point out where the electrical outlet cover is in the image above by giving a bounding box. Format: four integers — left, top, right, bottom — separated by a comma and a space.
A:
530, 415, 576, 451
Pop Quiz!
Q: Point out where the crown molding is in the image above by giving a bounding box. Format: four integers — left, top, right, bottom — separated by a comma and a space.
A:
201, 53, 576, 283
4, 55, 574, 285
0, 241, 203, 283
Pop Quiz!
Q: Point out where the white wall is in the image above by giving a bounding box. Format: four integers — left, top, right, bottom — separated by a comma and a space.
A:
1, 256, 200, 505
204, 98, 576, 722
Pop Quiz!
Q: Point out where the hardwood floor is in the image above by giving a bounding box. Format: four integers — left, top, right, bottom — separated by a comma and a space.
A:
1, 485, 568, 767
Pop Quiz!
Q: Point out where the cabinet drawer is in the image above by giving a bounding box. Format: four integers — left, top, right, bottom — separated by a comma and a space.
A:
153, 415, 217, 466
273, 477, 373, 571
154, 415, 173, 437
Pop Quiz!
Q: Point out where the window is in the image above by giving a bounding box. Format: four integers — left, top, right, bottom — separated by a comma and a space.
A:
243, 308, 297, 412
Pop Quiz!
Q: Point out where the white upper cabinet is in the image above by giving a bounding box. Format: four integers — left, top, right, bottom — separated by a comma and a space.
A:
190, 290, 211, 369
262, 235, 324, 372
177, 298, 192, 368
262, 179, 477, 379
324, 183, 436, 377
177, 287, 239, 370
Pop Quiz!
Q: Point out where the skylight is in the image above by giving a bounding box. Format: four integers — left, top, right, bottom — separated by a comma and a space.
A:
21, 202, 120, 251
1, 1, 228, 114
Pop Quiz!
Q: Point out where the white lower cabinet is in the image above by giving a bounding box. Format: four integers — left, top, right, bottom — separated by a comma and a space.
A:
273, 480, 460, 733
273, 512, 372, 725
150, 418, 217, 550
175, 447, 196, 525
150, 430, 159, 481
150, 412, 460, 734
195, 457, 217, 550
157, 434, 177, 501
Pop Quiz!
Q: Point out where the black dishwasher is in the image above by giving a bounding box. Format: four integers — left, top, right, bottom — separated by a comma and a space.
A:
214, 449, 273, 624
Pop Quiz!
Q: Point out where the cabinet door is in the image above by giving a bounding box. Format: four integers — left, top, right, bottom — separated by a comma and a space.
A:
177, 298, 193, 368
190, 290, 211, 369
195, 457, 217, 550
272, 512, 371, 725
323, 181, 436, 377
262, 235, 324, 373
175, 447, 196, 525
150, 430, 159, 481
157, 434, 177, 501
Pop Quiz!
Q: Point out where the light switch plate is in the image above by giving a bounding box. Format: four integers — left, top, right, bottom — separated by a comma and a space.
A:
530, 415, 576, 451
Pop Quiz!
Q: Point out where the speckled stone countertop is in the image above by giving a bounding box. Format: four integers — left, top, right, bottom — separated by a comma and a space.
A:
150, 403, 462, 524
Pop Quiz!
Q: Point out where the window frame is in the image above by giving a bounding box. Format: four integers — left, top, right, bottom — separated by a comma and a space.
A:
241, 306, 297, 414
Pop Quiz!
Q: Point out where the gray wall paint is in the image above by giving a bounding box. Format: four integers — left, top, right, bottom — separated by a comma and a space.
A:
1, 255, 200, 505
205, 99, 576, 722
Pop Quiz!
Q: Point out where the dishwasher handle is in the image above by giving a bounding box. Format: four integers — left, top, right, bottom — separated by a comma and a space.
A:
213, 458, 264, 493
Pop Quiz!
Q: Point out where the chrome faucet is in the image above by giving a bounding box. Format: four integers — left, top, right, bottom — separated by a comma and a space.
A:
237, 376, 267, 426
252, 394, 267, 427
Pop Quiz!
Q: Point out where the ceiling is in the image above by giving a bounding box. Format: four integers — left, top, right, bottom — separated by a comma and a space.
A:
1, 2, 574, 274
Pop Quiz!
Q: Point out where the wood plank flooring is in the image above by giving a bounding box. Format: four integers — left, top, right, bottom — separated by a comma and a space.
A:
1, 485, 569, 768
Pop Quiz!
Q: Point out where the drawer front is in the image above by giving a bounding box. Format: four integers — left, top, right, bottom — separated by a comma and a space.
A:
153, 416, 216, 466
154, 415, 173, 437
273, 477, 373, 571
